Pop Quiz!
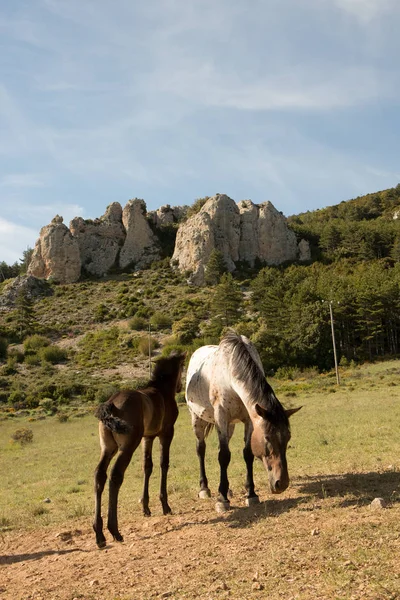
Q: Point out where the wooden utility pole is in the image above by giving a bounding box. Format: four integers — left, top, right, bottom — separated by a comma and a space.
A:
329, 300, 340, 385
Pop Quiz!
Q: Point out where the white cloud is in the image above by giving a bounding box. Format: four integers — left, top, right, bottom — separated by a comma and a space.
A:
332, 0, 398, 22
0, 218, 38, 264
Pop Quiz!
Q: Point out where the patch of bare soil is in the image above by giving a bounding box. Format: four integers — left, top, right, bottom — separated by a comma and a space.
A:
2, 482, 400, 600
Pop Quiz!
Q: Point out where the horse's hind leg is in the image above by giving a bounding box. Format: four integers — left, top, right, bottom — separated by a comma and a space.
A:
192, 414, 211, 499
93, 425, 117, 548
243, 419, 259, 506
140, 436, 154, 516
107, 442, 137, 543
159, 427, 174, 515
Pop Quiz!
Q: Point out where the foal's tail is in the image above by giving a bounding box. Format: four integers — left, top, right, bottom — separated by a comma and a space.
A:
204, 422, 214, 438
95, 402, 131, 434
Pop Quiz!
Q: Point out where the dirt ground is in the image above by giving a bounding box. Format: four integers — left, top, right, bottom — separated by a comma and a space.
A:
2, 479, 400, 600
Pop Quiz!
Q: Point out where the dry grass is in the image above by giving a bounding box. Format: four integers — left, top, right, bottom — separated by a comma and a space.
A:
1, 366, 400, 599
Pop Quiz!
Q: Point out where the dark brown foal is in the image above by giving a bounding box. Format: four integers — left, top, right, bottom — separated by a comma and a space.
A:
93, 352, 185, 548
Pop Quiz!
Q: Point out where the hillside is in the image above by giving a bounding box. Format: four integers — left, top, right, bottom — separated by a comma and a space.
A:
1, 186, 400, 416
288, 184, 400, 261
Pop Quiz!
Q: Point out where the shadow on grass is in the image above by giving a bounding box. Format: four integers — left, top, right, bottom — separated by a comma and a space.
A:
295, 471, 400, 507
0, 547, 87, 565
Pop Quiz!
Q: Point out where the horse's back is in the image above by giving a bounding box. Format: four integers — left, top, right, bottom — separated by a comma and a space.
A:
186, 345, 218, 423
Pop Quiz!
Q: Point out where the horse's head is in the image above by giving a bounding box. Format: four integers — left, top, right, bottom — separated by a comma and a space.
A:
250, 404, 301, 494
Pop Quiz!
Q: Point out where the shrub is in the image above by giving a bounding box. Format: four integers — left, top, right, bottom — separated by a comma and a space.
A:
39, 345, 68, 364
172, 316, 200, 344
0, 337, 7, 361
150, 312, 172, 331
129, 316, 147, 331
57, 413, 69, 423
24, 354, 41, 367
11, 428, 33, 445
138, 337, 159, 357
8, 389, 26, 407
24, 335, 50, 352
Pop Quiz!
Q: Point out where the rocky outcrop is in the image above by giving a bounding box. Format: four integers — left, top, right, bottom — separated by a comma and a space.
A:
70, 203, 125, 277
28, 216, 81, 283
27, 193, 310, 285
172, 194, 309, 284
119, 199, 161, 270
148, 204, 187, 227
0, 275, 53, 308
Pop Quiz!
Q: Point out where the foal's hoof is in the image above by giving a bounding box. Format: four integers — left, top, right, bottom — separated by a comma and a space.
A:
96, 539, 107, 549
199, 489, 211, 499
245, 495, 260, 507
215, 500, 231, 513
113, 532, 124, 542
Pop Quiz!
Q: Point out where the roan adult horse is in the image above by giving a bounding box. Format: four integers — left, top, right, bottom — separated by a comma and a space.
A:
185, 331, 301, 511
93, 352, 185, 548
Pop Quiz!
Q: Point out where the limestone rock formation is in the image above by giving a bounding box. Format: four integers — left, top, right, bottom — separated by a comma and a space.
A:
28, 216, 81, 283
148, 204, 188, 227
172, 194, 308, 284
0, 275, 53, 308
172, 194, 241, 284
119, 199, 161, 270
70, 203, 125, 277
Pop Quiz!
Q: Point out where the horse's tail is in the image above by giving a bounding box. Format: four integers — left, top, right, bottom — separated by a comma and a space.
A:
95, 402, 131, 434
204, 422, 214, 438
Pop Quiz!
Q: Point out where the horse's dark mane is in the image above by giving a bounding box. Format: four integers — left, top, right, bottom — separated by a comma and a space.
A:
221, 331, 288, 427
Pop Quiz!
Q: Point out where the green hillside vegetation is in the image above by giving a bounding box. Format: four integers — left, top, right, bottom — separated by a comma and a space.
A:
1, 187, 400, 415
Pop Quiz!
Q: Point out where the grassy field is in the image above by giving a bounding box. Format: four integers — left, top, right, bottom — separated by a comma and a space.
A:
1, 361, 400, 531
1, 362, 400, 599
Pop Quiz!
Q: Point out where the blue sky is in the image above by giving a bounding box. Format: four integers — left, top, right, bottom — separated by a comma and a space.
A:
1, 0, 400, 264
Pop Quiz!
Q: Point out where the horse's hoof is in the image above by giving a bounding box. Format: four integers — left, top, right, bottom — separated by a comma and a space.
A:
199, 489, 211, 499
113, 533, 124, 542
96, 539, 107, 549
245, 495, 260, 507
215, 501, 231, 513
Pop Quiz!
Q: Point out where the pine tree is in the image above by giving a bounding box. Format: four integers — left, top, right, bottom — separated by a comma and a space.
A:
210, 273, 242, 326
204, 249, 228, 285
15, 288, 36, 339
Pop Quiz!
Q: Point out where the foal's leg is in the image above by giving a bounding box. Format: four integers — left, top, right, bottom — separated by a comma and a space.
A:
159, 427, 174, 515
192, 413, 211, 499
243, 419, 259, 506
107, 442, 138, 542
93, 425, 117, 548
140, 436, 154, 516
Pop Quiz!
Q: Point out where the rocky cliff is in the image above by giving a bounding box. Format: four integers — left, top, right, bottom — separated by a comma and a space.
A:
28, 199, 161, 283
28, 194, 309, 284
171, 194, 310, 284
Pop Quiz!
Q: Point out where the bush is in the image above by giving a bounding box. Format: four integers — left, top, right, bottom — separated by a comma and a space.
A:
0, 337, 7, 361
138, 337, 159, 357
24, 335, 50, 352
129, 316, 147, 331
11, 428, 33, 445
150, 312, 172, 331
39, 346, 68, 364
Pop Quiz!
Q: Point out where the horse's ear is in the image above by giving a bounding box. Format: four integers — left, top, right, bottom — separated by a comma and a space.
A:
285, 406, 302, 418
255, 403, 269, 419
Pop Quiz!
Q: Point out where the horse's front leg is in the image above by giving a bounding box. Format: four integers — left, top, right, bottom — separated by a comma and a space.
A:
159, 428, 174, 515
243, 419, 259, 506
140, 437, 154, 516
215, 420, 234, 513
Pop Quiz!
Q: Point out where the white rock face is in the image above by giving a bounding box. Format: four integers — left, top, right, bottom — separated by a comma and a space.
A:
69, 203, 125, 277
28, 216, 81, 283
172, 194, 306, 283
119, 199, 161, 270
148, 204, 187, 227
